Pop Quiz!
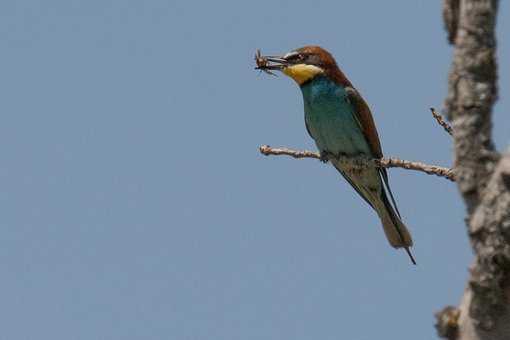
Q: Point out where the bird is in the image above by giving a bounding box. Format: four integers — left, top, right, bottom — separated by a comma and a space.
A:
256, 46, 416, 264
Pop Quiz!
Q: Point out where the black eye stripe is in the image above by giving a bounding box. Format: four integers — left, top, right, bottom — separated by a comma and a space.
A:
287, 53, 305, 62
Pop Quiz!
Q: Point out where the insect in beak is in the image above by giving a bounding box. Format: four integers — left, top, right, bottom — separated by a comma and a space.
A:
254, 49, 288, 76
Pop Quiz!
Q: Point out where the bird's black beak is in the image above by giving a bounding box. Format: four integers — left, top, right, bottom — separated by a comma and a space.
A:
255, 49, 288, 75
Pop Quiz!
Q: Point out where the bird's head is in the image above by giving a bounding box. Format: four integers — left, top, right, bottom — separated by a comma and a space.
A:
256, 46, 349, 86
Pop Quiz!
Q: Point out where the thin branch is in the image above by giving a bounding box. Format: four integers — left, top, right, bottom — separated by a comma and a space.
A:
430, 107, 454, 136
259, 145, 456, 181
260, 145, 322, 160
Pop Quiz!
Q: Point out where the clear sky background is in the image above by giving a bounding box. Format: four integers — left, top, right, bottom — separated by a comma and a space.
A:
1, 1, 509, 339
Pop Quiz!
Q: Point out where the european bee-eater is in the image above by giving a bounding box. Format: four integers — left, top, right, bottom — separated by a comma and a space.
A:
257, 46, 415, 264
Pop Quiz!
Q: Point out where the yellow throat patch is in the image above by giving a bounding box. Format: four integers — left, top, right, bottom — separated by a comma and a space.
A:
283, 64, 323, 85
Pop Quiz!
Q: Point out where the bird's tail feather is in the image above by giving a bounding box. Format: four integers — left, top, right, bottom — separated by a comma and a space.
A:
377, 191, 416, 264
331, 161, 415, 264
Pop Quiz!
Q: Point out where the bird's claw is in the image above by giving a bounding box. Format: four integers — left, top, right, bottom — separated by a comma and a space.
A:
319, 151, 330, 163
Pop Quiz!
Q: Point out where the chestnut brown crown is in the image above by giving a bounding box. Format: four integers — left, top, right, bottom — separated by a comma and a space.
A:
285, 46, 352, 86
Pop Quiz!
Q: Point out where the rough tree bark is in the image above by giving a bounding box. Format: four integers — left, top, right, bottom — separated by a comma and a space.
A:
435, 1, 510, 339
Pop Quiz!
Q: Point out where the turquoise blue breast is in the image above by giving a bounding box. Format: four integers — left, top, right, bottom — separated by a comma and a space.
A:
301, 75, 372, 156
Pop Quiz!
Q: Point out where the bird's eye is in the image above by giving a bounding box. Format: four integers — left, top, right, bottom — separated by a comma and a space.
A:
285, 52, 304, 62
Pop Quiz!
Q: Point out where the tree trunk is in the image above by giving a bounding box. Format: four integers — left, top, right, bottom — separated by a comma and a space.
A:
435, 1, 510, 339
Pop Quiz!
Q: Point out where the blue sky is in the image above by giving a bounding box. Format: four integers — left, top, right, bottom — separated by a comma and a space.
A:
1, 1, 509, 339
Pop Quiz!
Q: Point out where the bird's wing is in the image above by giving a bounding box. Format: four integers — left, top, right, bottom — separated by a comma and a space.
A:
304, 120, 314, 140
345, 86, 401, 218
344, 87, 383, 158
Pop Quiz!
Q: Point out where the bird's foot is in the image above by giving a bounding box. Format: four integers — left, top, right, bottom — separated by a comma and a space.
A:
319, 151, 330, 163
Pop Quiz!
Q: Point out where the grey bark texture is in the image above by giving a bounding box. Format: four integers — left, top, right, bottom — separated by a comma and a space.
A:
436, 1, 510, 339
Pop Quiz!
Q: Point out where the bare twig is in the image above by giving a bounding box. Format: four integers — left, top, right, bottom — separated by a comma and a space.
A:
260, 145, 322, 160
430, 107, 454, 136
259, 145, 456, 181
